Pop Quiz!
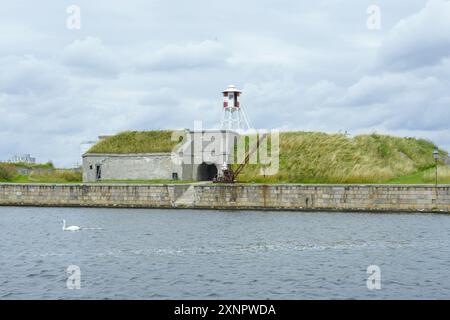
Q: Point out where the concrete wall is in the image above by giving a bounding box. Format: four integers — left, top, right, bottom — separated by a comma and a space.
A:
178, 130, 239, 167
1, 184, 450, 212
82, 153, 180, 182
189, 185, 450, 212
82, 130, 240, 182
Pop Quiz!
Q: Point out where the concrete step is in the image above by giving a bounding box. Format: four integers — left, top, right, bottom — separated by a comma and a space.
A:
174, 185, 196, 207
174, 182, 211, 207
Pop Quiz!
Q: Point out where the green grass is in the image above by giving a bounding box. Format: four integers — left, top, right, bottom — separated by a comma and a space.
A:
87, 130, 183, 154
11, 162, 54, 169
235, 132, 447, 184
422, 166, 450, 183
0, 162, 56, 182
384, 166, 450, 184
91, 179, 193, 184
384, 170, 430, 184
4, 130, 445, 185
0, 171, 82, 184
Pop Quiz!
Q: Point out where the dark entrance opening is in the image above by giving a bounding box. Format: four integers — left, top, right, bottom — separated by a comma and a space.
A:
95, 164, 102, 181
197, 163, 218, 181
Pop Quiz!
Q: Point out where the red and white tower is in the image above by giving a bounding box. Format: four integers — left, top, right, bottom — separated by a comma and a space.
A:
220, 85, 251, 131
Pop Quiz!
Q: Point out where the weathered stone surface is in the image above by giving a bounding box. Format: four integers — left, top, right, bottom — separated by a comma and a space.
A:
0, 183, 450, 212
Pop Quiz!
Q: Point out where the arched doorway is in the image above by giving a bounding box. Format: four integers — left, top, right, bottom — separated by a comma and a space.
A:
197, 163, 218, 181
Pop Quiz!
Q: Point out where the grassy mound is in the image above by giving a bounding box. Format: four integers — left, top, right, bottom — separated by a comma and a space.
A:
83, 130, 447, 184
87, 130, 181, 154
236, 132, 446, 184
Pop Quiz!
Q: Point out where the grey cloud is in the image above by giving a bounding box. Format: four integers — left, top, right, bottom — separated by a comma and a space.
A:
2, 0, 450, 166
0, 55, 68, 97
61, 37, 122, 77
340, 73, 439, 107
139, 88, 179, 106
0, 24, 52, 56
134, 40, 230, 72
377, 0, 450, 71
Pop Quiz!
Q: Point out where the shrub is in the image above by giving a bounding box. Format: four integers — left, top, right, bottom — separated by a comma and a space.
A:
0, 163, 17, 181
55, 170, 82, 182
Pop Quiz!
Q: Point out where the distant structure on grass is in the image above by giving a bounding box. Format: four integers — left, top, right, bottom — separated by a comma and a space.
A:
9, 154, 36, 164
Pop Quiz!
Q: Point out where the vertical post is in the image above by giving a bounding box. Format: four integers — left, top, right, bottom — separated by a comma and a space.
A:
433, 149, 439, 187
432, 149, 440, 208
435, 158, 438, 187
434, 157, 438, 208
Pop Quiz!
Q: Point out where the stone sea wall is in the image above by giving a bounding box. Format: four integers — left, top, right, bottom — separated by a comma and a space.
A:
1, 183, 450, 212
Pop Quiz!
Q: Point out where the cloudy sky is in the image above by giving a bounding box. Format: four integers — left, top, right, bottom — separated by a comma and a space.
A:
1, 0, 449, 166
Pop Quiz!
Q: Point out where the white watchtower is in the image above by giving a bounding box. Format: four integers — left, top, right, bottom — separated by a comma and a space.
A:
220, 85, 251, 131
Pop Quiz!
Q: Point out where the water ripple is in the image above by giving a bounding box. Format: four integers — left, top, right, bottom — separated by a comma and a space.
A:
0, 207, 449, 299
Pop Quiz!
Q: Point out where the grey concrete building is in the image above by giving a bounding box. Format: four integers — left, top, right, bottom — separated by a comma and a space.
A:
82, 130, 239, 182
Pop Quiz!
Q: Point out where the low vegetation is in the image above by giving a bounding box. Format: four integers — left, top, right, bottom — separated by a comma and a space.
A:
0, 163, 17, 181
20, 170, 82, 183
2, 131, 448, 184
12, 162, 54, 169
0, 162, 82, 183
235, 132, 447, 184
87, 130, 182, 154
94, 179, 193, 184
422, 166, 450, 184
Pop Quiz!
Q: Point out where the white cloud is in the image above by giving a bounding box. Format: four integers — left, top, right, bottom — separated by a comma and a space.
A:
377, 0, 450, 71
1, 0, 450, 166
61, 37, 122, 77
0, 55, 67, 97
134, 40, 230, 72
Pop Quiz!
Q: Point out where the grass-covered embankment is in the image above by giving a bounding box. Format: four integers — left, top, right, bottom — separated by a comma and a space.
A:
8, 130, 446, 184
236, 132, 448, 184
87, 130, 181, 154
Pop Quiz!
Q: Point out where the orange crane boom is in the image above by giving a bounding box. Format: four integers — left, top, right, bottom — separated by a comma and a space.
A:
214, 133, 268, 183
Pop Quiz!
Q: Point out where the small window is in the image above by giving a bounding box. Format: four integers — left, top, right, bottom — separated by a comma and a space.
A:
172, 172, 179, 180
89, 165, 93, 170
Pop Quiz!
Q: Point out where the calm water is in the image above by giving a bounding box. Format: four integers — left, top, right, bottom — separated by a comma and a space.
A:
0, 206, 449, 299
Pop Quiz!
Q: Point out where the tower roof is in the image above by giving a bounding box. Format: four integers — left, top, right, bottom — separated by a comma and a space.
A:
223, 84, 241, 93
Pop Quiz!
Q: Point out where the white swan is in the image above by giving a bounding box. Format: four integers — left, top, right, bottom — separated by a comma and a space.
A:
62, 219, 81, 231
